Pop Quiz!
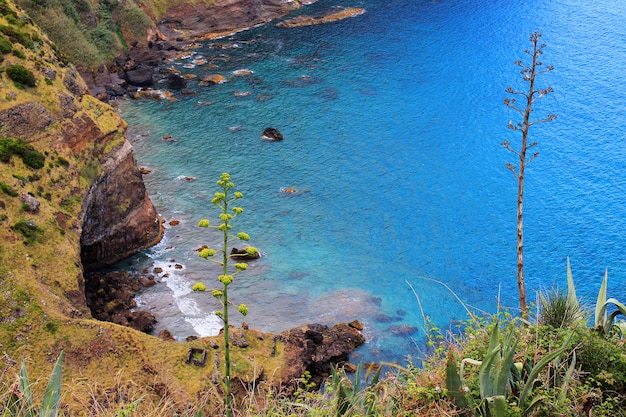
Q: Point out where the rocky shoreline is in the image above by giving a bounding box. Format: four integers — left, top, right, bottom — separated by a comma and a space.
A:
80, 2, 365, 101
85, 268, 367, 389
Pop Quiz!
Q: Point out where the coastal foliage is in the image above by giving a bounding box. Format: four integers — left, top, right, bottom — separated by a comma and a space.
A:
5, 63, 35, 87
195, 173, 256, 417
16, 0, 153, 69
2, 352, 63, 417
0, 138, 45, 169
502, 31, 556, 316
11, 219, 44, 244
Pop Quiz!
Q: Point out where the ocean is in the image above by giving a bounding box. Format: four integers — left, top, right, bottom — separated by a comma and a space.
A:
113, 0, 626, 363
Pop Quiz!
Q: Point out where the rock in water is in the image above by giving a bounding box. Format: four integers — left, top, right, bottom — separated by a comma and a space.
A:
261, 127, 283, 141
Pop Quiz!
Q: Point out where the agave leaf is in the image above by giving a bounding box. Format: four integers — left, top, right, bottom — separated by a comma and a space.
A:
522, 394, 546, 417
487, 319, 500, 353
18, 359, 35, 417
479, 346, 499, 399
519, 333, 573, 408
595, 269, 609, 328
40, 351, 63, 417
566, 257, 578, 308
446, 352, 469, 411
557, 351, 576, 405
486, 395, 507, 417
494, 329, 518, 396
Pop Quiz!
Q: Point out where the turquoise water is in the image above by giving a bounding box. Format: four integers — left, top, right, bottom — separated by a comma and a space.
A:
115, 0, 626, 363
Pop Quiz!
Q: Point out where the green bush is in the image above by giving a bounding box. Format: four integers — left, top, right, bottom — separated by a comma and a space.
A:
0, 34, 11, 53
6, 64, 36, 87
119, 2, 153, 39
0, 0, 17, 19
0, 25, 33, 49
11, 219, 44, 244
0, 181, 18, 197
12, 48, 25, 58
0, 137, 45, 168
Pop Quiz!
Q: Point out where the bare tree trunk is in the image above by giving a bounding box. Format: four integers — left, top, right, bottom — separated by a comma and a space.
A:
502, 32, 556, 316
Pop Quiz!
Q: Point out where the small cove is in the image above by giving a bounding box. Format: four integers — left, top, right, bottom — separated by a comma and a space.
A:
115, 0, 626, 363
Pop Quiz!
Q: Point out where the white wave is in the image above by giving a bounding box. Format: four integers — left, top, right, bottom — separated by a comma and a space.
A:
185, 314, 222, 337
150, 261, 223, 336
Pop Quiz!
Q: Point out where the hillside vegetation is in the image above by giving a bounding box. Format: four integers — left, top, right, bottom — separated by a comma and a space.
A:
15, 0, 153, 70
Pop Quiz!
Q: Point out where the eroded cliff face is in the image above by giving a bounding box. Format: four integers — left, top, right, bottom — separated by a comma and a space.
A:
80, 139, 162, 270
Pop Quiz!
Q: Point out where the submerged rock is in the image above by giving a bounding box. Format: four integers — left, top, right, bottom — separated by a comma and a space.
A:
261, 127, 284, 141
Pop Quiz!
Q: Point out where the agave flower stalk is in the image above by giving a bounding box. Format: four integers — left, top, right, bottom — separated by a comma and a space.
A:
194, 173, 257, 417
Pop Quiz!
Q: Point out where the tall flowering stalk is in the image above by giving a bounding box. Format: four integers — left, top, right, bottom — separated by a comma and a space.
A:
194, 173, 255, 417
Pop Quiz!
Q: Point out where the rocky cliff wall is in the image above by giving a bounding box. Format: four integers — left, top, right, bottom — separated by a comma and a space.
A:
80, 139, 162, 270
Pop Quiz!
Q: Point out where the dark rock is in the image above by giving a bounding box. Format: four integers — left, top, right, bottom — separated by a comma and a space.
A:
127, 311, 157, 333
230, 328, 249, 348
261, 127, 283, 141
348, 320, 364, 331
80, 141, 163, 270
84, 270, 157, 334
168, 73, 187, 89
63, 69, 87, 97
0, 102, 53, 138
277, 322, 365, 394
230, 247, 260, 260
159, 329, 176, 341
124, 67, 154, 87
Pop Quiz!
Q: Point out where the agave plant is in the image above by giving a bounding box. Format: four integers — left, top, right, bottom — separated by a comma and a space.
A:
3, 351, 63, 417
328, 362, 382, 417
446, 320, 573, 417
594, 268, 626, 337
539, 258, 584, 329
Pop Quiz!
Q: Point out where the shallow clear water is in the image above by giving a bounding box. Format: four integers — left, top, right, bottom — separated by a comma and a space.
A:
114, 0, 626, 363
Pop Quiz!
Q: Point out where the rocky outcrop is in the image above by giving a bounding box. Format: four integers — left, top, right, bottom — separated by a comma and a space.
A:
84, 270, 157, 333
261, 127, 284, 141
80, 139, 162, 271
276, 322, 365, 393
275, 7, 365, 28
154, 0, 306, 42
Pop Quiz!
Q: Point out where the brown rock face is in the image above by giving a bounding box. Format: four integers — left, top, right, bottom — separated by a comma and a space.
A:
156, 0, 304, 41
80, 140, 162, 270
276, 322, 365, 393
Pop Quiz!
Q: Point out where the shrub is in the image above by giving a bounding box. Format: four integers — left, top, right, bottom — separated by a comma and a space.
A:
540, 288, 584, 329
0, 1, 17, 18
0, 181, 18, 197
0, 137, 45, 168
6, 64, 36, 87
11, 219, 44, 244
12, 48, 25, 58
119, 3, 153, 39
0, 34, 11, 54
0, 25, 33, 49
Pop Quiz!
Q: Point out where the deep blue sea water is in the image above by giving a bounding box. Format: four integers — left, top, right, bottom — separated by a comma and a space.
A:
114, 0, 626, 363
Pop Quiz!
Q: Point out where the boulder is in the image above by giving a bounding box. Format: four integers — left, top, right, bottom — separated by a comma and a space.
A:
261, 127, 283, 141
276, 322, 365, 393
20, 192, 40, 213
168, 73, 187, 89
124, 67, 154, 87
199, 74, 226, 85
230, 247, 260, 260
